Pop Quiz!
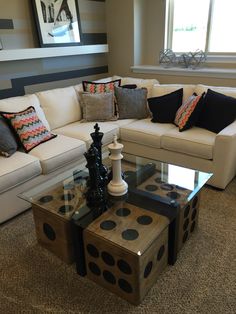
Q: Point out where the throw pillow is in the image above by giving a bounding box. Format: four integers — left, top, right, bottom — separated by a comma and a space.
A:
148, 88, 183, 123
0, 117, 18, 157
80, 92, 117, 122
114, 86, 148, 119
1, 106, 57, 153
196, 89, 236, 133
82, 79, 121, 93
121, 84, 137, 89
174, 92, 205, 132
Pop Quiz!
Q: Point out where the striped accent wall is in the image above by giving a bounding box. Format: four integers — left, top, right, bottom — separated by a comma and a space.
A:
0, 0, 108, 99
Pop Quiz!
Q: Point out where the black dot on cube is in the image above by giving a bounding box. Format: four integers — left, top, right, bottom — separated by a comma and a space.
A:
183, 218, 189, 231
118, 279, 133, 294
160, 183, 174, 191
58, 205, 74, 214
190, 221, 196, 233
183, 231, 188, 243
117, 259, 132, 274
184, 205, 190, 218
191, 209, 197, 221
145, 184, 158, 192
157, 245, 165, 261
101, 251, 115, 266
144, 261, 153, 278
43, 223, 56, 241
100, 220, 117, 231
167, 191, 181, 199
137, 215, 153, 225
39, 195, 53, 203
116, 207, 131, 217
192, 196, 198, 208
103, 270, 116, 285
87, 244, 99, 258
61, 193, 75, 201
88, 262, 101, 276
122, 229, 139, 241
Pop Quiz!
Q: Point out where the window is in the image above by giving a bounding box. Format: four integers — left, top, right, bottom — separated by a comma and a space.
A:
165, 0, 236, 54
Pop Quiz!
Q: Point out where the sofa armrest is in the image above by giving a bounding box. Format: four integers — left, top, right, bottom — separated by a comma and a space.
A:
213, 120, 236, 188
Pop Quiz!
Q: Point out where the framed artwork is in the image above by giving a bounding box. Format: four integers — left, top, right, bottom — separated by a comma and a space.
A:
32, 0, 82, 47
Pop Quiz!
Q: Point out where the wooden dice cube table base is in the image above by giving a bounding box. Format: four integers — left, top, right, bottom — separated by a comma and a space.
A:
84, 202, 169, 305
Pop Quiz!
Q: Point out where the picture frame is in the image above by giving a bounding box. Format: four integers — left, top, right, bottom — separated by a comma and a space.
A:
32, 0, 82, 47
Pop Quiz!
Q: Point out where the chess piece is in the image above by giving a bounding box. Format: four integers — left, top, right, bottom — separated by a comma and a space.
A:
107, 135, 128, 196
90, 123, 108, 187
84, 145, 107, 217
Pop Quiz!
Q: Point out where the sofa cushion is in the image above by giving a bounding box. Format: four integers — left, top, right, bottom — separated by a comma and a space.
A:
0, 117, 18, 157
194, 84, 236, 98
113, 76, 159, 97
80, 92, 117, 122
0, 151, 42, 193
161, 127, 216, 160
120, 119, 176, 149
148, 89, 183, 123
151, 84, 196, 103
115, 86, 149, 119
1, 106, 57, 153
0, 94, 50, 131
174, 93, 205, 132
29, 134, 86, 174
53, 122, 120, 149
196, 89, 236, 133
36, 86, 81, 130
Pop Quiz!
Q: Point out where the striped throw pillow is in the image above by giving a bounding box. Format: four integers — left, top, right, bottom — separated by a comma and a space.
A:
174, 93, 205, 131
1, 106, 56, 152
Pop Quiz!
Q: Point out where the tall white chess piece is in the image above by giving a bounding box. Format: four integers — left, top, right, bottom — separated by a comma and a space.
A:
107, 135, 128, 196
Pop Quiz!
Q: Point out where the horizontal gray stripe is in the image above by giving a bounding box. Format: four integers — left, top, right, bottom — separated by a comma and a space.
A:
0, 19, 14, 29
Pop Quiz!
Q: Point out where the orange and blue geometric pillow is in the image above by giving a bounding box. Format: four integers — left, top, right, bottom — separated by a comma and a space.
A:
174, 93, 205, 132
1, 106, 56, 153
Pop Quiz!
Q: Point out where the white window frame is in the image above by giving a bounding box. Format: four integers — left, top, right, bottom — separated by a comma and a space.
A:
165, 0, 236, 63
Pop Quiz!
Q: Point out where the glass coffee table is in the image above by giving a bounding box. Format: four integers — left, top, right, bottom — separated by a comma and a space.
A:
19, 152, 212, 268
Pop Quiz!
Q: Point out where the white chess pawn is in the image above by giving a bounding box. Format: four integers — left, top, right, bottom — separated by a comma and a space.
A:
107, 135, 128, 196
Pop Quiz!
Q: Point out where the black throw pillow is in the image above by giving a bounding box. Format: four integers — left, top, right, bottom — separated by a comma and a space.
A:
0, 117, 18, 157
121, 84, 137, 89
196, 89, 236, 133
148, 88, 183, 123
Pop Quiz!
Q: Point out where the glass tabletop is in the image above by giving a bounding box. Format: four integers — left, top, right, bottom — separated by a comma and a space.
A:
18, 152, 212, 219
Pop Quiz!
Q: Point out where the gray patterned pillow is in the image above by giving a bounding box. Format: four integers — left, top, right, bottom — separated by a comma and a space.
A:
80, 92, 117, 122
0, 117, 18, 157
115, 86, 148, 119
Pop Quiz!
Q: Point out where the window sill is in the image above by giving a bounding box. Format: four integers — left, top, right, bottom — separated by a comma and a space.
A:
131, 65, 236, 79
0, 44, 108, 62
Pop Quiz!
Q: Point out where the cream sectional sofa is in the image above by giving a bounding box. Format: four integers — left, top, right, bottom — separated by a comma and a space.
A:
1, 76, 236, 224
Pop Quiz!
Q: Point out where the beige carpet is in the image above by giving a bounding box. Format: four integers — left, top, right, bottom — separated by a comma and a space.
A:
1, 179, 236, 314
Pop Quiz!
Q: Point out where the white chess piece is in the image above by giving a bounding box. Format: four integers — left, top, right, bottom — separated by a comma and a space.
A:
107, 135, 128, 196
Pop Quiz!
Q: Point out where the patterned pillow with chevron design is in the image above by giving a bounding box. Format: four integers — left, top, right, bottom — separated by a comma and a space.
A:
174, 93, 205, 132
1, 106, 57, 153
82, 79, 121, 93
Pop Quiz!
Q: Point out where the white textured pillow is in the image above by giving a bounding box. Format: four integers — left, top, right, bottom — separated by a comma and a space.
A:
0, 94, 51, 131
36, 86, 81, 130
152, 84, 196, 103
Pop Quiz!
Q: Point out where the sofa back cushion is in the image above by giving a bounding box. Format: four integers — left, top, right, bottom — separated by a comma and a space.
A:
0, 94, 50, 131
36, 86, 81, 130
113, 76, 159, 97
151, 84, 196, 103
195, 84, 236, 98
